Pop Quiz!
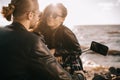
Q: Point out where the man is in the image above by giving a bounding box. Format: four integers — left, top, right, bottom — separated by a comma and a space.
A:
0, 0, 73, 80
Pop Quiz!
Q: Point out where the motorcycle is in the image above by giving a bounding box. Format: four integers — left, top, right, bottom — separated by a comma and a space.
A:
62, 41, 109, 80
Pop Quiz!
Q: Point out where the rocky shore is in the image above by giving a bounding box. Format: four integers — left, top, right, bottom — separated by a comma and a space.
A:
72, 25, 120, 80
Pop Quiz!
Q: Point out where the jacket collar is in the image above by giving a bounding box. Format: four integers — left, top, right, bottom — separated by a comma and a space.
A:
7, 22, 27, 31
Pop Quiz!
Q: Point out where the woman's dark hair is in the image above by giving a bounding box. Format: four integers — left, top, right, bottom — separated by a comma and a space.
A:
1, 0, 39, 21
42, 3, 67, 23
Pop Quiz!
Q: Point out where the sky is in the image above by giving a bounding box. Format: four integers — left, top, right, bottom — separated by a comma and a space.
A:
0, 0, 120, 29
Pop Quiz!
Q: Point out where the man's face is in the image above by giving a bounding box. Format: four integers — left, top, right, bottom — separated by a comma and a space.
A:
31, 0, 40, 27
29, 10, 41, 31
46, 8, 65, 29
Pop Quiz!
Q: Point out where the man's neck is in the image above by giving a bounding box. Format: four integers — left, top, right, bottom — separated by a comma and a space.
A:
14, 20, 30, 31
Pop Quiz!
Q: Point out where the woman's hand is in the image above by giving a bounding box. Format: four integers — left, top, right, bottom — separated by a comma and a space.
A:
50, 49, 62, 63
50, 49, 56, 55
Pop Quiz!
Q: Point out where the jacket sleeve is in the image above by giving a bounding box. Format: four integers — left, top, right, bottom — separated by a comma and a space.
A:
29, 38, 73, 80
54, 27, 82, 56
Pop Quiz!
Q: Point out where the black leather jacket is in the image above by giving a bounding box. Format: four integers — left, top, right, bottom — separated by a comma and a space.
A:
34, 23, 82, 63
0, 22, 73, 80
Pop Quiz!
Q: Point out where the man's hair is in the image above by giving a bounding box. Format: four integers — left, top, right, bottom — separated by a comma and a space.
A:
1, 0, 39, 21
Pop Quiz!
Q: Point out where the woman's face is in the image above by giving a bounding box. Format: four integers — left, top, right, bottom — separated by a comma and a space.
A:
46, 8, 65, 29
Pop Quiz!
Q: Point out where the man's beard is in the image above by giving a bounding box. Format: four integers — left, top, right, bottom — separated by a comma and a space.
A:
29, 22, 39, 32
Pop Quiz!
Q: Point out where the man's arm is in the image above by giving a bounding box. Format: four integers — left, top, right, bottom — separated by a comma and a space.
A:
29, 38, 73, 80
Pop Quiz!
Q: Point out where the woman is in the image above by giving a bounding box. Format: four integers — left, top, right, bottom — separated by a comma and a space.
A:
34, 3, 83, 71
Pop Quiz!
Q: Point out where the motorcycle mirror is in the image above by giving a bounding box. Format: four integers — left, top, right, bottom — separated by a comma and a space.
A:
90, 41, 109, 56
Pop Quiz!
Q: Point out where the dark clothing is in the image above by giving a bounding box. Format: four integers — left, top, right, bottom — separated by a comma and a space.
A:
34, 22, 83, 70
0, 22, 73, 80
